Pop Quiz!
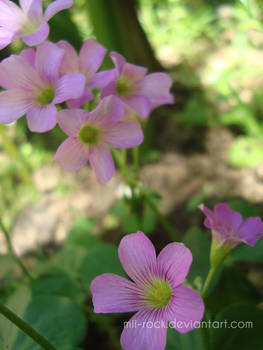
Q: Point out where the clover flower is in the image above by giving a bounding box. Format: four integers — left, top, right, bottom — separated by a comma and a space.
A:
0, 41, 85, 132
56, 39, 115, 108
101, 52, 174, 119
90, 231, 204, 350
55, 96, 144, 184
0, 0, 73, 49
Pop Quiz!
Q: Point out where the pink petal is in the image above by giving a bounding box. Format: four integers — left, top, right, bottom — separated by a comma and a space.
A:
55, 137, 89, 171
122, 62, 147, 84
137, 73, 174, 108
0, 28, 16, 50
0, 0, 25, 31
118, 231, 157, 286
20, 48, 36, 66
214, 203, 243, 233
110, 51, 126, 76
237, 217, 263, 246
104, 121, 144, 148
57, 109, 90, 137
88, 144, 115, 184
66, 88, 93, 109
0, 89, 31, 123
89, 95, 124, 127
79, 39, 107, 77
120, 310, 167, 350
89, 69, 116, 89
22, 20, 49, 46
35, 41, 64, 82
19, 0, 43, 21
100, 80, 118, 99
44, 0, 73, 21
53, 72, 86, 104
167, 285, 204, 334
26, 104, 57, 132
122, 94, 152, 119
157, 243, 192, 288
56, 40, 79, 74
90, 273, 141, 313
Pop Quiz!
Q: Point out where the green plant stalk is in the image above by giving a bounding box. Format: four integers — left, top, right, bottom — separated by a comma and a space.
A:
0, 124, 32, 186
201, 265, 217, 297
0, 301, 57, 350
132, 146, 140, 181
0, 220, 34, 281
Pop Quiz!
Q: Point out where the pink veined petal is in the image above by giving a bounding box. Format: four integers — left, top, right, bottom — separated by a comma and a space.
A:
79, 39, 107, 77
167, 285, 204, 334
20, 48, 36, 66
90, 273, 142, 313
44, 0, 73, 21
88, 69, 116, 89
122, 94, 152, 119
35, 41, 64, 82
88, 144, 115, 184
57, 109, 90, 137
157, 243, 193, 288
0, 28, 16, 50
118, 231, 157, 286
66, 88, 93, 109
104, 121, 144, 148
121, 62, 147, 84
236, 217, 263, 246
22, 20, 49, 46
26, 104, 57, 132
55, 137, 90, 171
53, 72, 86, 104
151, 92, 174, 109
56, 40, 79, 74
110, 51, 126, 77
120, 309, 167, 350
100, 80, 118, 99
89, 95, 124, 127
0, 89, 31, 123
198, 203, 216, 228
0, 0, 25, 31
19, 0, 42, 21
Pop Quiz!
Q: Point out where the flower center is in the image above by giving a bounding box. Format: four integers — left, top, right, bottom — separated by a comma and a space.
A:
145, 278, 172, 308
36, 86, 55, 106
78, 124, 101, 146
116, 76, 133, 96
22, 20, 40, 35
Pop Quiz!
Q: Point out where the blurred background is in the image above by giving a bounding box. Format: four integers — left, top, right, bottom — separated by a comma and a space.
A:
1, 1, 263, 349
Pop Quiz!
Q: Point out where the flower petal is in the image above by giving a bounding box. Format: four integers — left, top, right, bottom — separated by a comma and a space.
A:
26, 104, 57, 132
79, 39, 107, 77
44, 0, 73, 21
120, 310, 167, 350
214, 203, 243, 233
118, 231, 157, 286
57, 109, 90, 137
20, 48, 36, 66
55, 137, 89, 171
19, 0, 42, 21
0, 0, 25, 31
110, 51, 126, 76
22, 20, 49, 46
100, 80, 118, 99
237, 217, 263, 246
56, 40, 79, 74
89, 95, 124, 127
0, 28, 16, 50
88, 144, 115, 184
122, 94, 152, 119
167, 285, 204, 334
157, 243, 192, 287
122, 62, 147, 84
90, 273, 141, 313
35, 41, 64, 82
0, 89, 31, 123
66, 88, 93, 109
53, 72, 86, 104
104, 121, 144, 148
89, 69, 116, 89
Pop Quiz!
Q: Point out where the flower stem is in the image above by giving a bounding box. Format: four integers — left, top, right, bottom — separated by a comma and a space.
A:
0, 301, 57, 350
0, 220, 34, 281
201, 265, 217, 297
132, 146, 140, 180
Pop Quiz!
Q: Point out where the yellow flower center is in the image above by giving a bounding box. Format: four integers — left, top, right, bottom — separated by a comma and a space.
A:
78, 124, 101, 146
144, 278, 172, 308
116, 76, 133, 96
36, 86, 55, 106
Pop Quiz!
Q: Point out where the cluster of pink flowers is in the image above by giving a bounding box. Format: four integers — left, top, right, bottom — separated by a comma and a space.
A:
0, 0, 174, 184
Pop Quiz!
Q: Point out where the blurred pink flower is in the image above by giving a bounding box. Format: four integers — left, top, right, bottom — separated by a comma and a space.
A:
0, 0, 73, 49
0, 41, 85, 132
55, 96, 144, 184
101, 52, 174, 119
91, 231, 204, 350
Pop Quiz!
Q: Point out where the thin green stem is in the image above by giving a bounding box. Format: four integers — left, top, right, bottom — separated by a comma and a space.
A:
0, 220, 34, 281
0, 124, 32, 186
0, 301, 57, 350
201, 265, 217, 297
132, 147, 140, 180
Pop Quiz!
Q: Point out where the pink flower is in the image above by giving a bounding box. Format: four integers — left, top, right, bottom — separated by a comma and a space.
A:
56, 39, 115, 108
0, 41, 85, 132
0, 0, 73, 49
100, 52, 174, 119
90, 231, 204, 350
199, 203, 263, 247
55, 96, 144, 184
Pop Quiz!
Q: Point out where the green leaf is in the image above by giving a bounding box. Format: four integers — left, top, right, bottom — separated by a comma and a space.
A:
231, 239, 263, 263
228, 199, 260, 218
166, 327, 204, 350
211, 303, 263, 350
0, 254, 13, 279
228, 136, 263, 168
